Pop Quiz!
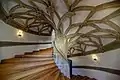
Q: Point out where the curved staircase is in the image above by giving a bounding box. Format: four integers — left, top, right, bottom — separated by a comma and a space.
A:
0, 48, 96, 80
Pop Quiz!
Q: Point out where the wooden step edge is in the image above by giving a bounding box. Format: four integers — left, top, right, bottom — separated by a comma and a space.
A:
0, 60, 54, 69
64, 76, 70, 80
47, 69, 60, 80
39, 47, 53, 51
0, 59, 54, 68
65, 77, 70, 80
60, 73, 66, 80
17, 66, 57, 80
33, 51, 39, 52
37, 67, 59, 80
54, 71, 61, 80
34, 67, 58, 80
34, 52, 53, 55
4, 63, 56, 80
0, 61, 55, 73
24, 52, 34, 55
82, 76, 91, 80
15, 54, 53, 58
1, 57, 54, 63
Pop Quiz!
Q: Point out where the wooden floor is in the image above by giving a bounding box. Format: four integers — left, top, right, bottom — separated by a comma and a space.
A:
0, 48, 96, 80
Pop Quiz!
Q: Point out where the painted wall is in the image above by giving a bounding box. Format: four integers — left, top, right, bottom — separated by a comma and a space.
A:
72, 68, 120, 80
70, 49, 120, 80
0, 20, 52, 60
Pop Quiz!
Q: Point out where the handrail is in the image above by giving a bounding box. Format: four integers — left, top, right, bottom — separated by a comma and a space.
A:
68, 59, 72, 78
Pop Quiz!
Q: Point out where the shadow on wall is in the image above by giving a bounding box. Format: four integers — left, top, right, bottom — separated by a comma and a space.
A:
0, 48, 2, 61
72, 68, 120, 80
71, 49, 120, 80
116, 52, 120, 69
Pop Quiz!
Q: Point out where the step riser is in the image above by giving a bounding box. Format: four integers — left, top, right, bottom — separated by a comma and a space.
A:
15, 55, 53, 58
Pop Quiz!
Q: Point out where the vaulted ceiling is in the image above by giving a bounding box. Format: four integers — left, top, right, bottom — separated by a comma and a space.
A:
0, 0, 54, 36
1, 0, 120, 57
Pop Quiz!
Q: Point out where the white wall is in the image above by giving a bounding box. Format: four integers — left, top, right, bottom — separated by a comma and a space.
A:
70, 49, 120, 80
0, 20, 51, 42
0, 20, 52, 60
72, 68, 120, 80
70, 49, 120, 70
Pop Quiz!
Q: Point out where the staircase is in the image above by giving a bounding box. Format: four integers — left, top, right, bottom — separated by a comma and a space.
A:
0, 48, 96, 80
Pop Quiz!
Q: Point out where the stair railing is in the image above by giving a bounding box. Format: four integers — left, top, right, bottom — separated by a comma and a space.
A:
68, 59, 72, 78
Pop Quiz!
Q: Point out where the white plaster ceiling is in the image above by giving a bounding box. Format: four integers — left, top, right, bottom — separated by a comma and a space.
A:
1, 0, 120, 54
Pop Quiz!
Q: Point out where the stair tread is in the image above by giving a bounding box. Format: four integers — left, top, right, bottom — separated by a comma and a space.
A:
1, 57, 53, 63
66, 77, 70, 80
44, 69, 59, 80
65, 76, 70, 80
0, 46, 96, 80
24, 48, 53, 55
24, 52, 34, 55
0, 59, 54, 67
34, 48, 53, 55
0, 60, 55, 73
54, 71, 61, 80
17, 66, 58, 80
0, 63, 56, 80
15, 54, 53, 58
60, 73, 66, 80
35, 67, 58, 80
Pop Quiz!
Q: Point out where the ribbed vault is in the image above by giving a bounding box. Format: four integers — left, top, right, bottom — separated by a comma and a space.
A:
0, 0, 54, 36
0, 0, 120, 57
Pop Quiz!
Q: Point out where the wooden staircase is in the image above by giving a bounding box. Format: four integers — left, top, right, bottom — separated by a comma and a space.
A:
0, 48, 96, 80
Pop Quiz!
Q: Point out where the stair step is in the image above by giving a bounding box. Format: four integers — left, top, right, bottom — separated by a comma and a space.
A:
0, 60, 55, 74
24, 48, 53, 55
24, 52, 34, 55
82, 76, 90, 80
15, 54, 53, 58
35, 67, 58, 80
0, 63, 56, 80
24, 51, 41, 55
45, 69, 58, 80
60, 73, 66, 80
40, 48, 53, 51
33, 51, 39, 53
91, 78, 97, 80
65, 77, 70, 80
35, 48, 53, 55
1, 57, 53, 63
64, 76, 69, 80
54, 71, 61, 80
17, 66, 58, 80
72, 75, 78, 80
